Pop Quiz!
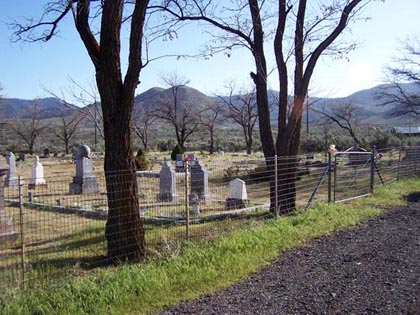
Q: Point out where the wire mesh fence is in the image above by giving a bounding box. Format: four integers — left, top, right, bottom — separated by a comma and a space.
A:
1, 145, 420, 294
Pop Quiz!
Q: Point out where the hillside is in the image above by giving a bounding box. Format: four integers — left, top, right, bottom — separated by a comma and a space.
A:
308, 83, 418, 123
1, 83, 418, 124
0, 97, 77, 119
134, 86, 217, 111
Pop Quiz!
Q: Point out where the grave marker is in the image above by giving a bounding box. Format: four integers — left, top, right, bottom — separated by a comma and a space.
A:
29, 156, 47, 189
190, 161, 210, 203
175, 154, 184, 172
4, 152, 18, 187
226, 178, 249, 209
157, 161, 179, 202
69, 145, 100, 194
43, 147, 50, 158
0, 169, 18, 244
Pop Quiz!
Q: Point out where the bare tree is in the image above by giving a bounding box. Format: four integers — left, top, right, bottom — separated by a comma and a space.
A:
53, 113, 84, 154
313, 102, 363, 146
154, 73, 202, 150
131, 103, 157, 151
10, 1, 157, 261
47, 79, 105, 144
379, 38, 420, 116
13, 101, 46, 154
219, 84, 258, 154
200, 100, 223, 154
158, 0, 370, 213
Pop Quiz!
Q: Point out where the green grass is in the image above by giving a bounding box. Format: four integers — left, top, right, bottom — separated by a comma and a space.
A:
1, 178, 418, 315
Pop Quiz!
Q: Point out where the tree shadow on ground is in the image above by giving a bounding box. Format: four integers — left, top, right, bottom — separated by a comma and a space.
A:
403, 191, 420, 202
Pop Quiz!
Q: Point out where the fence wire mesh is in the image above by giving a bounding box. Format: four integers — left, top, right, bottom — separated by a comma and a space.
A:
1, 146, 420, 293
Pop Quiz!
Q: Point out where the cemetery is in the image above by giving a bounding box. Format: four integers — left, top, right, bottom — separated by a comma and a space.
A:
0, 144, 417, 297
0, 146, 272, 223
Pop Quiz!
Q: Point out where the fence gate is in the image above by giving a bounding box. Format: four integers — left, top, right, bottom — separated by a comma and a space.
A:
333, 150, 374, 203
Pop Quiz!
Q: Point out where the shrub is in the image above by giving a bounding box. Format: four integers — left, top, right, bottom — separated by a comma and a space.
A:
170, 144, 184, 161
135, 149, 150, 170
299, 135, 325, 153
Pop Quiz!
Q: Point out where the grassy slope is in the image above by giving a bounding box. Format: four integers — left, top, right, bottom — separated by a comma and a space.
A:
1, 178, 418, 315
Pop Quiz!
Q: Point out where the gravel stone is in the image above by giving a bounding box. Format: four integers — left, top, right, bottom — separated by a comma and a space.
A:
157, 204, 420, 315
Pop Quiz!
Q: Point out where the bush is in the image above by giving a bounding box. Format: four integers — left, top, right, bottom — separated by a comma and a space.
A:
299, 135, 325, 153
135, 149, 150, 170
170, 144, 184, 161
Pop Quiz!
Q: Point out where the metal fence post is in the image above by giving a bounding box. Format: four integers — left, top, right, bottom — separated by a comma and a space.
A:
397, 145, 402, 181
327, 152, 332, 203
333, 154, 337, 203
370, 146, 375, 193
274, 155, 278, 219
184, 159, 190, 241
18, 176, 26, 289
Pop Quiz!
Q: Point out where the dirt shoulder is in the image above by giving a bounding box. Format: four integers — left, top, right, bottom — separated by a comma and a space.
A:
158, 204, 420, 315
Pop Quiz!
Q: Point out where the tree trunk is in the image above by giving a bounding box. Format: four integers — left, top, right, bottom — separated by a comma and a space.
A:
98, 83, 145, 262
209, 129, 214, 154
246, 138, 252, 155
276, 96, 304, 214
65, 139, 69, 155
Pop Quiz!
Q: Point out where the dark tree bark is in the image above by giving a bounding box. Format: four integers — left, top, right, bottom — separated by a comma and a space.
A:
11, 0, 151, 261
158, 0, 365, 214
94, 0, 147, 261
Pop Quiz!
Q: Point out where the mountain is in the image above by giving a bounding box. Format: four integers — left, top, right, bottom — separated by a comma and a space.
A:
134, 86, 217, 111
0, 97, 78, 119
308, 83, 419, 122
2, 83, 418, 124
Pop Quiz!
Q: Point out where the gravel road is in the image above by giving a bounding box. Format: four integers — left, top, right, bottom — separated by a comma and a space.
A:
158, 203, 420, 315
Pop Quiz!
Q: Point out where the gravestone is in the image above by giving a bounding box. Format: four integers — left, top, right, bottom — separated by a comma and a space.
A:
187, 153, 197, 166
4, 152, 18, 187
69, 145, 100, 194
157, 161, 179, 202
219, 151, 225, 157
226, 178, 249, 210
0, 169, 18, 244
29, 156, 47, 189
19, 153, 26, 162
190, 161, 210, 203
53, 152, 59, 158
175, 154, 184, 172
43, 147, 50, 158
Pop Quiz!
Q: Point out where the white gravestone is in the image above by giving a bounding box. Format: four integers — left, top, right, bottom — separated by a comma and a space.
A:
229, 178, 248, 200
29, 156, 47, 189
5, 152, 18, 187
69, 145, 100, 194
226, 178, 249, 210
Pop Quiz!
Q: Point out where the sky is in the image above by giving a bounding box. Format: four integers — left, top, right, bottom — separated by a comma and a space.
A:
0, 0, 419, 101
